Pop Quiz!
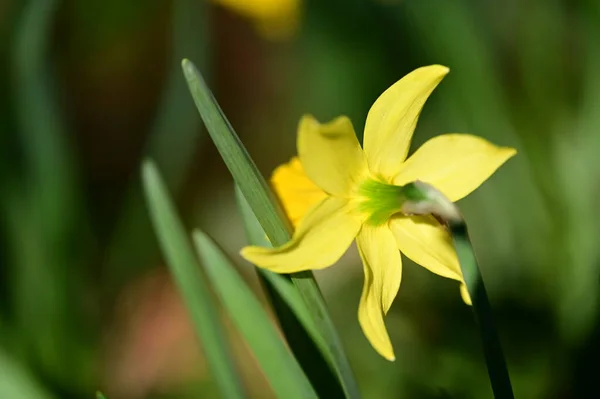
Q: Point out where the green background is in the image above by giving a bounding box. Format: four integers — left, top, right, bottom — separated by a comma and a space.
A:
1, 0, 598, 397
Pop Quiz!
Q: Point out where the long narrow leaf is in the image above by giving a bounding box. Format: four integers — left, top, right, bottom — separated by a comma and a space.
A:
181, 59, 359, 398
192, 229, 317, 399
181, 59, 290, 242
107, 0, 210, 287
142, 161, 244, 399
10, 0, 91, 388
0, 349, 54, 399
234, 185, 329, 360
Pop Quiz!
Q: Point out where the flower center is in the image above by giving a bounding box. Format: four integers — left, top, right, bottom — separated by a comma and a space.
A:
354, 178, 406, 226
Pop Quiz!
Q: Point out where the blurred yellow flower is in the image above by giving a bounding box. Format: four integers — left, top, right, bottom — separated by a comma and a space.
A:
214, 0, 300, 40
241, 65, 516, 361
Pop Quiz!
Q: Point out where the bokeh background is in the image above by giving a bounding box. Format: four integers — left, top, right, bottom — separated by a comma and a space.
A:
1, 0, 600, 397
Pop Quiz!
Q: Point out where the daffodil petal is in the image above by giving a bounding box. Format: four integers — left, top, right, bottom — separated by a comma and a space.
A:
356, 224, 402, 361
389, 215, 462, 281
214, 0, 299, 25
393, 134, 517, 202
363, 65, 449, 180
271, 157, 328, 227
241, 197, 362, 273
460, 283, 472, 306
298, 115, 368, 197
214, 0, 300, 40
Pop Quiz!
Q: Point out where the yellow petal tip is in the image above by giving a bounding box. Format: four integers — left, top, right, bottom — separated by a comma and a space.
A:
240, 246, 260, 261
299, 114, 318, 126
503, 146, 518, 158
429, 64, 450, 74
415, 64, 449, 78
460, 283, 473, 306
374, 346, 396, 361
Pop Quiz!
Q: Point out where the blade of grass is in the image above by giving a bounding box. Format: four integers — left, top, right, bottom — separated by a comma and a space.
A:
142, 160, 244, 399
192, 229, 317, 399
107, 0, 210, 288
551, 4, 600, 344
13, 0, 75, 220
0, 348, 54, 399
181, 59, 359, 398
402, 181, 514, 399
145, 0, 210, 185
10, 0, 92, 388
181, 58, 290, 242
234, 185, 328, 360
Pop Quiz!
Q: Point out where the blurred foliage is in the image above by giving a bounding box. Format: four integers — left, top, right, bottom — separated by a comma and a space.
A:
1, 0, 600, 397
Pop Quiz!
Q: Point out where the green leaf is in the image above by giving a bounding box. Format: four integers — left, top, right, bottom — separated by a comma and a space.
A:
142, 161, 244, 399
0, 349, 54, 399
181, 59, 290, 243
192, 229, 317, 399
12, 0, 75, 219
234, 185, 329, 361
233, 185, 343, 395
95, 392, 106, 399
106, 0, 210, 288
9, 0, 92, 388
182, 59, 359, 398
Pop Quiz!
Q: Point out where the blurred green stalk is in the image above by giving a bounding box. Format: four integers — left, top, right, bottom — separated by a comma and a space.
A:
234, 185, 330, 364
404, 181, 514, 399
142, 161, 245, 398
450, 222, 514, 399
193, 229, 318, 399
0, 348, 54, 399
10, 0, 92, 389
106, 0, 209, 288
181, 59, 359, 398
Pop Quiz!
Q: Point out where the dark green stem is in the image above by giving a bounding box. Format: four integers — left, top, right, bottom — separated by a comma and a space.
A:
402, 181, 514, 398
449, 221, 515, 399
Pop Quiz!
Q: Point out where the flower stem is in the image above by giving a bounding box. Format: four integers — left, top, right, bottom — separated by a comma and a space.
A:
449, 221, 514, 399
402, 181, 514, 399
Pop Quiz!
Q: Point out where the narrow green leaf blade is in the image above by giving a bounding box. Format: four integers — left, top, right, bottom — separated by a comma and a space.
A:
181, 58, 290, 244
182, 59, 360, 398
142, 161, 244, 399
234, 185, 329, 359
192, 230, 317, 399
10, 0, 92, 388
0, 349, 54, 399
106, 0, 211, 287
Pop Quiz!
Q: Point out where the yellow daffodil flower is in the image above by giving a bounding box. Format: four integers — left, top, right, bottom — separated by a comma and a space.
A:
214, 0, 300, 40
241, 65, 516, 361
